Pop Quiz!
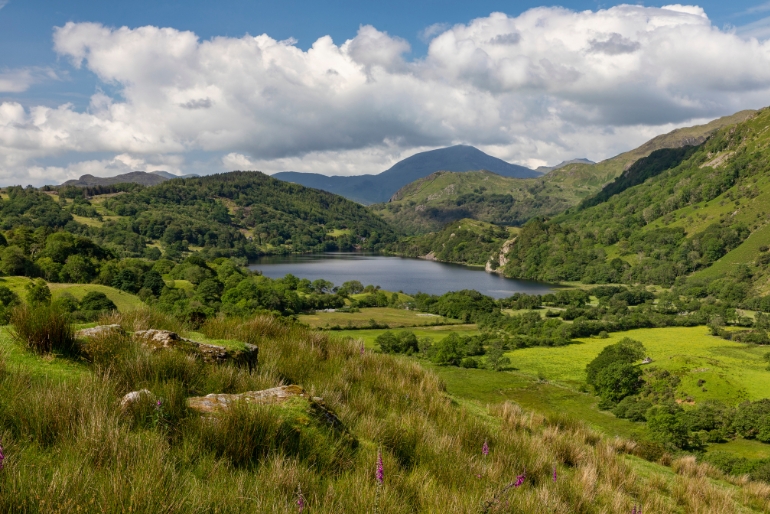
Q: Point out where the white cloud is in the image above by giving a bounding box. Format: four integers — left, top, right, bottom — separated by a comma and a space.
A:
2, 5, 770, 184
0, 67, 57, 93
0, 1, 9, 10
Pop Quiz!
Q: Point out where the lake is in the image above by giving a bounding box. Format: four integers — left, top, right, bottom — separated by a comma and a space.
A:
249, 253, 554, 299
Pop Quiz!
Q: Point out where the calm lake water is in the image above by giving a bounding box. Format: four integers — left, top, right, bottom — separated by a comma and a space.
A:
249, 253, 554, 299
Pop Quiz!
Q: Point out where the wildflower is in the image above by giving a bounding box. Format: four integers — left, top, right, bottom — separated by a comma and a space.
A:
360, 344, 365, 355
376, 450, 384, 485
0, 440, 4, 470
553, 465, 557, 482
514, 469, 526, 487
632, 506, 636, 514
296, 484, 305, 512
482, 440, 489, 457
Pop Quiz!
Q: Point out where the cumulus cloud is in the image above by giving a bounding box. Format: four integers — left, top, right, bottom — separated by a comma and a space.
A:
2, 5, 770, 184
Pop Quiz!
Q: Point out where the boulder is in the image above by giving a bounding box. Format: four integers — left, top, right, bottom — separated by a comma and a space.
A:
75, 324, 125, 339
133, 329, 258, 368
187, 384, 306, 413
119, 389, 155, 413
187, 385, 349, 435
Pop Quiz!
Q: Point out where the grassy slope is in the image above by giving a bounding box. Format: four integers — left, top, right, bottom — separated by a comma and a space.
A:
299, 307, 463, 329
0, 276, 143, 312
374, 111, 755, 235
339, 322, 770, 460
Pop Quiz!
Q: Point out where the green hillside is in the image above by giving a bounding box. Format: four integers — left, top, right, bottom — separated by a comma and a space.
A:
372, 171, 578, 234
374, 111, 755, 235
499, 107, 770, 301
388, 218, 518, 267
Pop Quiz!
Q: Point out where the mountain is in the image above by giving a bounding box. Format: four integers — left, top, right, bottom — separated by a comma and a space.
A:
273, 145, 538, 205
500, 107, 770, 298
536, 158, 594, 173
60, 170, 199, 187
373, 170, 579, 234
376, 110, 757, 235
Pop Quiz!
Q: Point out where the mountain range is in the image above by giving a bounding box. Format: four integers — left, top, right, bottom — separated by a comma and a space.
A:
60, 170, 198, 187
374, 110, 758, 234
272, 145, 540, 204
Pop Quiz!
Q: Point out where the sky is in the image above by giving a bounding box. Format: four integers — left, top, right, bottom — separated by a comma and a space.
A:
2, 0, 770, 185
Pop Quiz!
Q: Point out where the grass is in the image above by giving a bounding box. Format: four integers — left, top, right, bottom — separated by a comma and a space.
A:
327, 228, 352, 237
48, 283, 144, 312
299, 307, 463, 329
0, 327, 88, 381
335, 324, 479, 348
0, 309, 769, 511
508, 326, 770, 404
0, 277, 144, 313
70, 214, 104, 227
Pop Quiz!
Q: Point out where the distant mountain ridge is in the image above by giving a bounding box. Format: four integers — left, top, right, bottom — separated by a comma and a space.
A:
273, 145, 539, 204
60, 170, 198, 187
536, 158, 594, 173
376, 110, 758, 236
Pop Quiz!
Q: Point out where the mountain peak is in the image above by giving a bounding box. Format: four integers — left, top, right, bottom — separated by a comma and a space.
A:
273, 145, 538, 204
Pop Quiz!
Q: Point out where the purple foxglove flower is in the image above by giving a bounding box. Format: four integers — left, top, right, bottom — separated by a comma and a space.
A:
482, 440, 489, 457
632, 506, 637, 514
297, 495, 305, 512
0, 440, 4, 470
553, 466, 557, 482
360, 344, 365, 355
514, 469, 526, 487
376, 450, 384, 485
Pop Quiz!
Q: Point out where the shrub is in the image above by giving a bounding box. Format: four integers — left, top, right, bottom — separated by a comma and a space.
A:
79, 291, 117, 312
10, 304, 77, 355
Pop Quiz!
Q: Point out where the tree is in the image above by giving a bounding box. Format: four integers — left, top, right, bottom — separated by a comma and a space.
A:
486, 341, 511, 371
79, 291, 117, 312
25, 279, 51, 305
586, 338, 645, 386
593, 361, 643, 404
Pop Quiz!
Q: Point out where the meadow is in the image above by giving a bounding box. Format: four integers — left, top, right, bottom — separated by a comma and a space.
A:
299, 307, 463, 329
6, 311, 767, 512
0, 277, 144, 312
340, 324, 770, 460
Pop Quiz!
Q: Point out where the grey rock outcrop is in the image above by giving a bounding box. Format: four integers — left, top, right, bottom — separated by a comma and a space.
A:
75, 324, 125, 339
133, 329, 258, 368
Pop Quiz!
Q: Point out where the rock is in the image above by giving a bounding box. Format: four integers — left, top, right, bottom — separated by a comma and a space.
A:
119, 389, 154, 412
133, 329, 258, 368
642, 357, 653, 364
186, 384, 349, 435
75, 324, 124, 339
187, 384, 306, 413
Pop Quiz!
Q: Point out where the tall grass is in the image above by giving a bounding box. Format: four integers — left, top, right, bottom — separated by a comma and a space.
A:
10, 304, 76, 355
0, 311, 768, 512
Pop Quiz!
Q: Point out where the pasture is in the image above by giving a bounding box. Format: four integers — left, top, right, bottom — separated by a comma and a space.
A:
0, 277, 144, 312
299, 307, 463, 329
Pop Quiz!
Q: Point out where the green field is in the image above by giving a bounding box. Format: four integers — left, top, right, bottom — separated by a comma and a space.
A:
509, 326, 770, 403
0, 327, 89, 380
339, 323, 770, 458
0, 277, 144, 312
335, 324, 479, 348
299, 307, 463, 329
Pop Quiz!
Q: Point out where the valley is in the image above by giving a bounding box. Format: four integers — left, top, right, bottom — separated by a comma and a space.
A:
3, 107, 770, 512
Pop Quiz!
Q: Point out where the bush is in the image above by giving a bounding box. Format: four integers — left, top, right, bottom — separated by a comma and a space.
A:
79, 291, 118, 312
10, 304, 77, 355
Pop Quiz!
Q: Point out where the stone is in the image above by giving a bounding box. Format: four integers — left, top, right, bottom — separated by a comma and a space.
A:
119, 389, 155, 413
187, 384, 306, 413
186, 384, 351, 438
133, 329, 258, 368
75, 324, 124, 339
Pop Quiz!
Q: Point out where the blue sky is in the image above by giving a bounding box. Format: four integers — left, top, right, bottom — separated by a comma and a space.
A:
2, 0, 770, 184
